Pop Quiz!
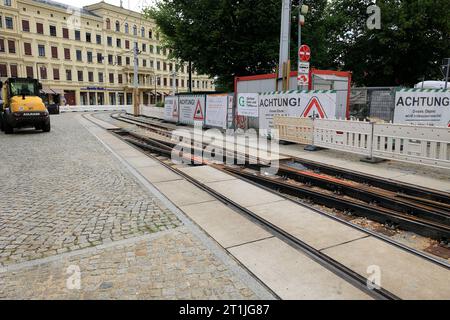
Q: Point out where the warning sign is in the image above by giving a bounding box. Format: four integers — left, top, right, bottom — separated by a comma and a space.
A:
302, 97, 327, 118
206, 94, 228, 129
237, 93, 259, 117
258, 91, 337, 133
164, 96, 178, 122
394, 89, 450, 127
179, 95, 206, 125
193, 100, 204, 120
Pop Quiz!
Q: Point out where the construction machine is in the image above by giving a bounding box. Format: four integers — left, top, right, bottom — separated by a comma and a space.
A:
0, 78, 50, 134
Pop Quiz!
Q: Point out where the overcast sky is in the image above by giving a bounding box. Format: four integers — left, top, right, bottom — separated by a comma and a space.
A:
54, 0, 155, 12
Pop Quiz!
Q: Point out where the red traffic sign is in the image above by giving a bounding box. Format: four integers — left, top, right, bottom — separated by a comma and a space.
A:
299, 45, 311, 62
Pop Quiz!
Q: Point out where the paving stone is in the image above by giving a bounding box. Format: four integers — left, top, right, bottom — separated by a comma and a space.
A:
0, 114, 270, 300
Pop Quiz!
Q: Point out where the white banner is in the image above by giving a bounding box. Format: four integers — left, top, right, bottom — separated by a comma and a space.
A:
259, 91, 337, 133
237, 93, 259, 117
394, 90, 450, 127
179, 95, 206, 126
206, 94, 228, 129
164, 96, 178, 122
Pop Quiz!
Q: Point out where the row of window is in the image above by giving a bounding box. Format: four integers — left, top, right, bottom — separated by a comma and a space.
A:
105, 18, 156, 40
1, 39, 186, 73
1, 18, 168, 55
0, 63, 212, 89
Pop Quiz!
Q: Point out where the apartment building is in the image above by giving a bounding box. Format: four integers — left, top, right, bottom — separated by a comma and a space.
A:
0, 0, 215, 106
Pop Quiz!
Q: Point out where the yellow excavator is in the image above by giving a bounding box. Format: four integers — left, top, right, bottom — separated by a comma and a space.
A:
0, 77, 50, 134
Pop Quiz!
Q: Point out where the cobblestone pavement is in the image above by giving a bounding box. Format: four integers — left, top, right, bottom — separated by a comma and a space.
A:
0, 228, 259, 299
0, 114, 272, 299
0, 114, 181, 266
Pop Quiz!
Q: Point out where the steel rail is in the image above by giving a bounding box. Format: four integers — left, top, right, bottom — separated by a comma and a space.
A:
110, 130, 400, 300
106, 114, 450, 265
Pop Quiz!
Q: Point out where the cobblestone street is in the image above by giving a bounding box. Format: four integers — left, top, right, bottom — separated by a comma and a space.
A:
0, 114, 272, 300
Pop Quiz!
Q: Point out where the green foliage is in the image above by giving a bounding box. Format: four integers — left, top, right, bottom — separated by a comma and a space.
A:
145, 0, 450, 89
145, 0, 282, 91
326, 0, 450, 86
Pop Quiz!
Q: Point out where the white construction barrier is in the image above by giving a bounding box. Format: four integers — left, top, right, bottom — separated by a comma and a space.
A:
314, 119, 373, 157
372, 123, 450, 168
274, 116, 314, 145
140, 105, 165, 119
61, 105, 132, 113
274, 116, 450, 169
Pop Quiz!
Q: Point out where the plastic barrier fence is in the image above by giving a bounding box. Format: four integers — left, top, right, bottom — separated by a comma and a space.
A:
274, 116, 314, 145
275, 116, 450, 169
313, 119, 373, 157
372, 123, 450, 168
61, 105, 133, 113
139, 105, 165, 119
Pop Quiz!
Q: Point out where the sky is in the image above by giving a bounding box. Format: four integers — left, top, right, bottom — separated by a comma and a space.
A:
53, 0, 156, 12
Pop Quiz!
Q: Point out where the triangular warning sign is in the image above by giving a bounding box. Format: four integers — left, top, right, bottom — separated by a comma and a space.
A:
172, 100, 178, 117
193, 100, 204, 121
301, 96, 327, 118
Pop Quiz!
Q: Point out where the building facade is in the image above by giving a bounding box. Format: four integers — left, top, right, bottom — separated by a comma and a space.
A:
0, 0, 215, 106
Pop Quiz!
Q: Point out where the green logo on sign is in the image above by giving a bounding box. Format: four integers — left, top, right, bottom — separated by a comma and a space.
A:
239, 96, 245, 106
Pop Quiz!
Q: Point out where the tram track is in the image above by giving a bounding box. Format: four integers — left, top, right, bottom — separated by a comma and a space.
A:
95, 113, 450, 258
109, 113, 450, 243
79, 111, 450, 301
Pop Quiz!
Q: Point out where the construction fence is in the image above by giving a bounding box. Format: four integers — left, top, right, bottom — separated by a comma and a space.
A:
274, 116, 450, 169
349, 87, 396, 122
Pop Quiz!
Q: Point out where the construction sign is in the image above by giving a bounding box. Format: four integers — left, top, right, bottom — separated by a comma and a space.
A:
394, 89, 450, 127
258, 90, 337, 134
193, 100, 204, 121
164, 96, 179, 122
205, 94, 229, 129
302, 97, 327, 118
178, 94, 206, 126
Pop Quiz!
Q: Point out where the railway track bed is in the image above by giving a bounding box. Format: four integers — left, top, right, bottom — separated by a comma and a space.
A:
85, 112, 450, 299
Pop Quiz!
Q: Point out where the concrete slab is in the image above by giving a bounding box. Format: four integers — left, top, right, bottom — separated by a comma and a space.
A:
125, 156, 160, 168
138, 165, 183, 183
114, 147, 148, 158
229, 238, 372, 300
247, 200, 368, 250
206, 179, 284, 208
323, 236, 450, 300
84, 114, 119, 130
180, 201, 272, 248
341, 163, 409, 180
178, 166, 237, 184
393, 174, 450, 193
153, 180, 215, 207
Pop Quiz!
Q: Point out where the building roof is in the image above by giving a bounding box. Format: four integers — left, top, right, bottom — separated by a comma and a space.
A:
32, 0, 102, 18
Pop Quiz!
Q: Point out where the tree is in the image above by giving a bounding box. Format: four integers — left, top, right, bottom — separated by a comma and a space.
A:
326, 0, 450, 86
146, 0, 450, 89
144, 0, 282, 91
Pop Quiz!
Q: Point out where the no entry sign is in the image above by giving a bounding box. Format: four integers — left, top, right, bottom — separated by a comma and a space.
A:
299, 45, 311, 62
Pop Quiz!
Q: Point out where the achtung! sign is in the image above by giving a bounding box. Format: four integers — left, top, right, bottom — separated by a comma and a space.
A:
178, 95, 206, 126
394, 89, 450, 127
258, 90, 337, 133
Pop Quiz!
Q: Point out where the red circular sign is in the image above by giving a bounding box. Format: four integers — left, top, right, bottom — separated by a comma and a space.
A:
299, 45, 311, 62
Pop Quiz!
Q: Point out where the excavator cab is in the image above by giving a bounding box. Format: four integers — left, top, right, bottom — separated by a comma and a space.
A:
0, 78, 50, 134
